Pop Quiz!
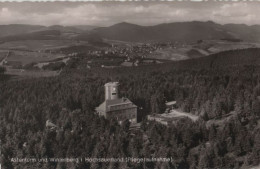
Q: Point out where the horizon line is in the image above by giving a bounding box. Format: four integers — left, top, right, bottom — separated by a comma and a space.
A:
1, 20, 259, 27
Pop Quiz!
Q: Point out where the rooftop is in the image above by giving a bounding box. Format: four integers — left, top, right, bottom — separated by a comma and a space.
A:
165, 101, 177, 106
96, 97, 137, 113
105, 82, 119, 86
121, 61, 133, 67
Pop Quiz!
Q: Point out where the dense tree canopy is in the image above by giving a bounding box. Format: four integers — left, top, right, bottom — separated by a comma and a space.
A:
0, 48, 260, 169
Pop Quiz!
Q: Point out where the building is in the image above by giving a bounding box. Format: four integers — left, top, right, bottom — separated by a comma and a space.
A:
46, 120, 58, 130
121, 61, 133, 67
95, 82, 137, 124
147, 109, 199, 126
165, 101, 177, 109
147, 100, 199, 126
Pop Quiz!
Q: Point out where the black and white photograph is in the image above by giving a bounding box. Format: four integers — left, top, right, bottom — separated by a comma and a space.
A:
0, 1, 260, 169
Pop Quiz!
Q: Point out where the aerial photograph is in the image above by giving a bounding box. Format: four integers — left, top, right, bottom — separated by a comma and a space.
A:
0, 1, 260, 169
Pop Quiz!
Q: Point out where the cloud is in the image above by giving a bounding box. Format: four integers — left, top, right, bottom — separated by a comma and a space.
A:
1, 7, 8, 12
213, 3, 250, 17
211, 2, 260, 25
0, 2, 259, 26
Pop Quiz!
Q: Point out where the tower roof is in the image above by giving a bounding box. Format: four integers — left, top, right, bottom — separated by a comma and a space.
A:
105, 82, 119, 86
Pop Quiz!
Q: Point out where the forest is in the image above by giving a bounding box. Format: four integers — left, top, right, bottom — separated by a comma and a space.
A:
0, 48, 260, 169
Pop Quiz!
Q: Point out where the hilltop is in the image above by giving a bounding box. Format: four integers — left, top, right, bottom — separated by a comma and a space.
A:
2, 21, 260, 43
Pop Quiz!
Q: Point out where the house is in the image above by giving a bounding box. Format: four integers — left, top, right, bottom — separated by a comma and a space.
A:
46, 120, 58, 130
95, 82, 137, 124
121, 61, 133, 67
165, 101, 177, 109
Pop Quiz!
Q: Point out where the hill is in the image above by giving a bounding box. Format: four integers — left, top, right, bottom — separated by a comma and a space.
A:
89, 48, 260, 79
2, 21, 260, 44
0, 29, 102, 43
94, 21, 260, 43
223, 24, 260, 42
162, 48, 260, 71
0, 30, 62, 41
72, 25, 98, 31
0, 24, 45, 37
0, 24, 97, 39
177, 47, 260, 70
1, 47, 260, 169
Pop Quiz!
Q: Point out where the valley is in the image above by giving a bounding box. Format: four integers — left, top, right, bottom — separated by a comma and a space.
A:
1, 37, 260, 79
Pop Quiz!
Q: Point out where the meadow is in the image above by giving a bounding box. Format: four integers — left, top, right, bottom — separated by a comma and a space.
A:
5, 68, 59, 77
0, 40, 90, 51
147, 40, 260, 61
5, 50, 65, 65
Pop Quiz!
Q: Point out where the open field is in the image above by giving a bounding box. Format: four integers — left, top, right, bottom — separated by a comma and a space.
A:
195, 40, 260, 53
0, 51, 8, 62
34, 57, 70, 69
4, 50, 65, 65
0, 51, 8, 58
149, 48, 191, 60
5, 67, 59, 77
0, 40, 90, 51
104, 39, 141, 47
0, 48, 66, 78
147, 40, 260, 60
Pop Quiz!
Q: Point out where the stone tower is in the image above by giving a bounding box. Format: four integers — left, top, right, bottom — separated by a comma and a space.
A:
105, 82, 119, 100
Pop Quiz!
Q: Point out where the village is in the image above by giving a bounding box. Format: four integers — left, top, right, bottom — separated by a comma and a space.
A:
86, 42, 185, 58
0, 42, 177, 78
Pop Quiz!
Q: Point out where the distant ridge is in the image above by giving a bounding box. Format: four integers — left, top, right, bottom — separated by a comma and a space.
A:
93, 21, 260, 42
0, 24, 97, 39
0, 24, 45, 37
1, 21, 260, 43
0, 24, 101, 42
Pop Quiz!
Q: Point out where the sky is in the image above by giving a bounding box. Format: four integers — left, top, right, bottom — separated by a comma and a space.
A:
0, 1, 260, 26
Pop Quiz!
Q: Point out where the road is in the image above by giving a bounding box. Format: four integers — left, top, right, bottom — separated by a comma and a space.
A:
0, 51, 10, 66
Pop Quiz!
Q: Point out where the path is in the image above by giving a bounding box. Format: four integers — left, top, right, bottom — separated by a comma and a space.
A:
0, 50, 10, 66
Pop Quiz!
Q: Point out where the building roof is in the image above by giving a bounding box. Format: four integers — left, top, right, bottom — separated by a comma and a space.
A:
121, 61, 133, 67
96, 97, 137, 113
46, 120, 57, 128
105, 82, 119, 86
165, 101, 177, 106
